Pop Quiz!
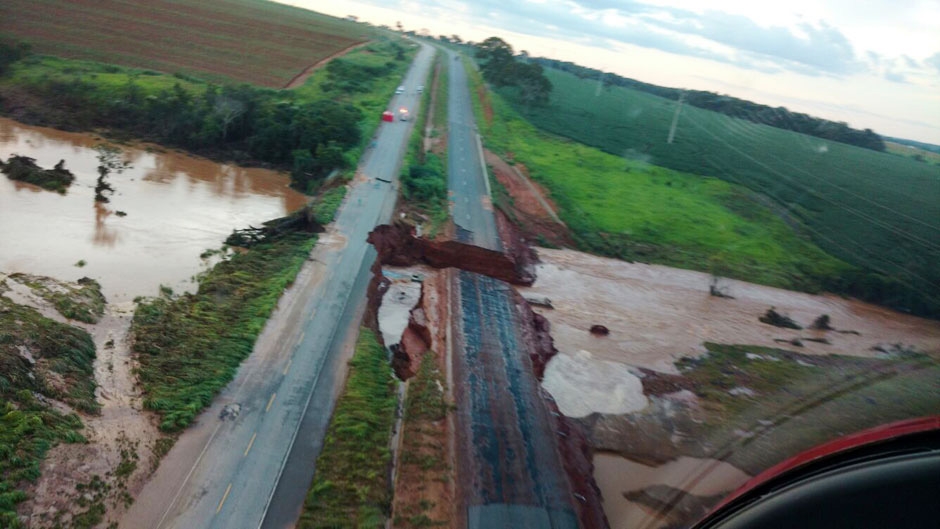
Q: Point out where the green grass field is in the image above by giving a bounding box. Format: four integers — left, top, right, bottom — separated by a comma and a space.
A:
885, 141, 940, 165
495, 67, 940, 315
467, 64, 852, 292
0, 0, 370, 87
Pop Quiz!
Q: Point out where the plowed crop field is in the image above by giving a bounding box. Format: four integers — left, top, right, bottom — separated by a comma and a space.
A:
0, 0, 370, 87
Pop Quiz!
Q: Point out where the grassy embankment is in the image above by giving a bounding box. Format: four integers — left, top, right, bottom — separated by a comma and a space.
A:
0, 288, 95, 527
131, 231, 315, 432
495, 67, 940, 316
678, 342, 940, 473
464, 61, 851, 293
399, 50, 450, 235
0, 0, 369, 87
298, 328, 398, 528
393, 353, 451, 528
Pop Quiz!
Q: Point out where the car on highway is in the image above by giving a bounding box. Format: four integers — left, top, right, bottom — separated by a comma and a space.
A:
395, 85, 405, 94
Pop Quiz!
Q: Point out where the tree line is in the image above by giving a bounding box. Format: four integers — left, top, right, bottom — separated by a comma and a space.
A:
475, 37, 552, 107
532, 57, 887, 152
0, 42, 413, 192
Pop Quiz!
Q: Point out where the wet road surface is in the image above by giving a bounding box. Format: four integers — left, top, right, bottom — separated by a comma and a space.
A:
445, 50, 578, 528
120, 41, 435, 529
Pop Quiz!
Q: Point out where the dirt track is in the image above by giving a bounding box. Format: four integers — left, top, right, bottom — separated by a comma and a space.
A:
284, 41, 370, 89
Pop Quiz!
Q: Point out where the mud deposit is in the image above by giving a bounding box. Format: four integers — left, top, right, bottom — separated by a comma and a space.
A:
525, 247, 940, 528
523, 248, 940, 374
0, 117, 307, 302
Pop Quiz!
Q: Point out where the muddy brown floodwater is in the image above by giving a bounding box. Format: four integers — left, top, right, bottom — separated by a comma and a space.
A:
0, 117, 307, 302
523, 247, 940, 529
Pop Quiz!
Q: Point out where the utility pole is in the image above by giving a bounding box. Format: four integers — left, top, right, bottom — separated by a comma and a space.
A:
667, 91, 685, 144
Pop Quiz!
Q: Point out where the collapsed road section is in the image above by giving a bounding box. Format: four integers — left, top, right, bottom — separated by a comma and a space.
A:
368, 218, 608, 528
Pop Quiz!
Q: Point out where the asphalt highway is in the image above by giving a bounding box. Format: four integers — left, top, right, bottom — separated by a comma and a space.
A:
447, 51, 500, 251
120, 41, 435, 529
444, 50, 579, 528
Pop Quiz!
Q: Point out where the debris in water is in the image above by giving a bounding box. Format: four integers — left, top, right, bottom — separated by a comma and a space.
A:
759, 307, 802, 329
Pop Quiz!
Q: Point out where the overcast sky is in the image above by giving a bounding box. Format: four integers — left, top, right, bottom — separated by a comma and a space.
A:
281, 0, 940, 144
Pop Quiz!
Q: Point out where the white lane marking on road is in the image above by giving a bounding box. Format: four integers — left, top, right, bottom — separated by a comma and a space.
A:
265, 392, 277, 413
216, 483, 233, 514
283, 358, 292, 375
155, 421, 225, 529
244, 432, 257, 457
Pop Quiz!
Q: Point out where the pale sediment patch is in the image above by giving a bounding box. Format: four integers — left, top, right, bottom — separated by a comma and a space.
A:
542, 350, 648, 417
377, 276, 422, 348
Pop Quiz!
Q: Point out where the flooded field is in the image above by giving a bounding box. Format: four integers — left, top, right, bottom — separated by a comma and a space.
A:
0, 117, 307, 301
523, 247, 940, 375
524, 247, 940, 528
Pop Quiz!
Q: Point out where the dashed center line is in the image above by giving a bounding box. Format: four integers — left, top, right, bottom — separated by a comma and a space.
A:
266, 392, 277, 412
244, 432, 257, 457
216, 483, 233, 513
283, 358, 293, 375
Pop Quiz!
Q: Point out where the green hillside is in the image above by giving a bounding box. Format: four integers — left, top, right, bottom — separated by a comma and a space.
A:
466, 62, 852, 293
497, 67, 940, 316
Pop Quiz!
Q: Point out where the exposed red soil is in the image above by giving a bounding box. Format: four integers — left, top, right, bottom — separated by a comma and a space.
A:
486, 150, 575, 248
284, 41, 371, 89
391, 285, 434, 380
368, 223, 609, 528
367, 221, 537, 286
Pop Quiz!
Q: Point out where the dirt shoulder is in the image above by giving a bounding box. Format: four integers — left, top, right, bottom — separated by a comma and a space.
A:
284, 41, 371, 89
485, 149, 574, 248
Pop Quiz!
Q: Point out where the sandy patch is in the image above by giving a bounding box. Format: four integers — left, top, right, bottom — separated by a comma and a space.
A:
521, 248, 940, 374
542, 350, 648, 417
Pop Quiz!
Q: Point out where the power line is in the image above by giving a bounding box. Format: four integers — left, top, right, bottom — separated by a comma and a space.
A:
679, 111, 940, 253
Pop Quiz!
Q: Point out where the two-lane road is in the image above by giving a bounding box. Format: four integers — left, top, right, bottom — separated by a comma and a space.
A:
121, 41, 435, 529
444, 50, 579, 528
447, 53, 500, 250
